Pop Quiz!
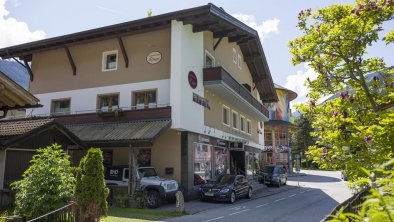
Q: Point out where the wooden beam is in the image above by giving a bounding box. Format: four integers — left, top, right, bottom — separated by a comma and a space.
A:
244, 54, 262, 63
65, 47, 76, 75
117, 37, 129, 68
228, 34, 248, 43
213, 28, 237, 38
22, 57, 34, 82
237, 37, 254, 44
213, 37, 223, 51
12, 57, 27, 69
192, 21, 219, 33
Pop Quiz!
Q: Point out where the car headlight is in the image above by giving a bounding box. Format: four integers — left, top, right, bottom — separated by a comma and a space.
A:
220, 188, 230, 193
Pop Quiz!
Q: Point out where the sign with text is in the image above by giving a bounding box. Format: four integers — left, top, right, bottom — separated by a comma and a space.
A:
229, 142, 244, 151
193, 93, 210, 109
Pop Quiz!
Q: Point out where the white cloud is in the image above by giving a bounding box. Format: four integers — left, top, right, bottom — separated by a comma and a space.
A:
0, 0, 45, 48
232, 13, 280, 41
285, 63, 318, 107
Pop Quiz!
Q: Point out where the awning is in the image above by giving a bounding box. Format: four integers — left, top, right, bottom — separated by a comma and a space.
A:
65, 119, 171, 147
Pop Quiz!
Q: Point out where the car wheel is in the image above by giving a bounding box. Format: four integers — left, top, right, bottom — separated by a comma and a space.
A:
284, 178, 287, 185
200, 193, 206, 202
247, 188, 252, 199
147, 190, 160, 209
229, 191, 236, 204
277, 181, 281, 188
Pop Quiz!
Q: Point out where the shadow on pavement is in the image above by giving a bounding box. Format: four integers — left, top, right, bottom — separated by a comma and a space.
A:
288, 173, 341, 183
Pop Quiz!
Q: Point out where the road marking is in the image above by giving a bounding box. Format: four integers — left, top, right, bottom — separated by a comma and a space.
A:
256, 203, 269, 208
229, 209, 249, 216
288, 194, 296, 198
274, 198, 286, 202
230, 207, 241, 210
204, 216, 225, 222
299, 191, 305, 194
306, 189, 312, 192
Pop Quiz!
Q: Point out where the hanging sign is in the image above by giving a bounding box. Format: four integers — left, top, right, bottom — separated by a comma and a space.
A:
193, 93, 210, 109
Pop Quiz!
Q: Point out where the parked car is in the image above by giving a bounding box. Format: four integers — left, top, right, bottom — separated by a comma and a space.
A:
199, 174, 252, 203
258, 165, 287, 187
105, 166, 179, 208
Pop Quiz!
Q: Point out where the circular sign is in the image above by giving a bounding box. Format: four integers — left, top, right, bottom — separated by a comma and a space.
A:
188, 71, 197, 89
146, 51, 162, 64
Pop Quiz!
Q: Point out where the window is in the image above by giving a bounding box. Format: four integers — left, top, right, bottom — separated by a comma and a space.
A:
205, 50, 215, 68
98, 94, 119, 112
265, 131, 273, 146
232, 48, 237, 64
102, 50, 118, 72
222, 105, 230, 126
194, 143, 213, 180
51, 98, 70, 115
133, 90, 157, 109
275, 131, 288, 146
232, 110, 238, 129
246, 119, 251, 134
237, 54, 242, 69
240, 115, 245, 132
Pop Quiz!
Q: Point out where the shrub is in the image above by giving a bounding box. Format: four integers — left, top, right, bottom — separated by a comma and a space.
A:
114, 194, 129, 208
133, 191, 148, 209
75, 148, 109, 222
11, 144, 75, 219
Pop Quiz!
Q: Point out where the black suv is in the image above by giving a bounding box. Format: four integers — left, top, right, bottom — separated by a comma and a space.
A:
258, 165, 287, 187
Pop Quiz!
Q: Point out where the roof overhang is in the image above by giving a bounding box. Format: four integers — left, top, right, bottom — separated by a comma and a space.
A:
0, 4, 277, 102
0, 71, 41, 117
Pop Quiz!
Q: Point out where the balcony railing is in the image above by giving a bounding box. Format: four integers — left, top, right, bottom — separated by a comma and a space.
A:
203, 67, 269, 118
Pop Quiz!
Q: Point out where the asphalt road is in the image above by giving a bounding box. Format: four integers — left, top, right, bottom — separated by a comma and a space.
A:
164, 170, 352, 222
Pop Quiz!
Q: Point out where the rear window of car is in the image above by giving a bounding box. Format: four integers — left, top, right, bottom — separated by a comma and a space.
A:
263, 166, 275, 173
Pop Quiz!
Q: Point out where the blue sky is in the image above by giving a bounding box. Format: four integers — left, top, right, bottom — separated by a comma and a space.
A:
1, 0, 393, 105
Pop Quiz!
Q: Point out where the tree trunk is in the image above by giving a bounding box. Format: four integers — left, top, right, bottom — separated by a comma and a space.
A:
358, 73, 379, 112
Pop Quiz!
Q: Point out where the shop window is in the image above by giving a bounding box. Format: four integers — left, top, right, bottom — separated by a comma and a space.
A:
246, 152, 260, 176
232, 110, 238, 129
102, 50, 118, 72
51, 98, 70, 115
98, 94, 119, 112
133, 90, 157, 109
205, 50, 215, 68
222, 105, 230, 126
194, 143, 213, 180
246, 119, 251, 135
240, 115, 245, 132
265, 152, 273, 164
214, 147, 228, 177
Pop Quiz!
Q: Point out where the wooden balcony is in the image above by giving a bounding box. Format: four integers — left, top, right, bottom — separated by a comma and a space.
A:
203, 67, 269, 119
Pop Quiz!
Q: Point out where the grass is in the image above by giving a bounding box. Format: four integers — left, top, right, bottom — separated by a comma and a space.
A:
101, 207, 186, 222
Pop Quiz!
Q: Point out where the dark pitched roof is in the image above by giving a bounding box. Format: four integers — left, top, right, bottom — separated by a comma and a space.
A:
0, 3, 277, 102
64, 119, 171, 146
0, 118, 53, 136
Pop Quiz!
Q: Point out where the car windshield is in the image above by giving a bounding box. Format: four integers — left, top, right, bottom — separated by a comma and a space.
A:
138, 168, 157, 177
263, 166, 275, 173
216, 175, 235, 185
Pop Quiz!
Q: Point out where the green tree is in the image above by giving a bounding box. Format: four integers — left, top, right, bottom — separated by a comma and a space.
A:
289, 0, 394, 181
75, 148, 108, 222
291, 114, 316, 168
12, 144, 75, 219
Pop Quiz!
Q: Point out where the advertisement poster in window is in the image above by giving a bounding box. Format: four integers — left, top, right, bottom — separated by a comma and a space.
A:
137, 149, 151, 167
214, 147, 228, 176
193, 143, 212, 180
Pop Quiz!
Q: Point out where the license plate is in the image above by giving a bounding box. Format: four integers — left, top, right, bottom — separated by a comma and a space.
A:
204, 192, 214, 197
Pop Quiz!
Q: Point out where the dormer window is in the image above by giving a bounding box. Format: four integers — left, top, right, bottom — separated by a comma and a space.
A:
102, 50, 118, 72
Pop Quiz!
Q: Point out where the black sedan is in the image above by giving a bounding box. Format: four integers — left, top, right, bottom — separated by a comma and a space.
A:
200, 174, 252, 203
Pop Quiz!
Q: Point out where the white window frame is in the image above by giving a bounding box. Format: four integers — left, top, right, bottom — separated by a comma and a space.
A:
51, 98, 71, 115
102, 50, 118, 72
237, 54, 242, 69
246, 119, 252, 135
232, 110, 239, 130
232, 48, 237, 64
222, 105, 230, 127
240, 115, 246, 132
205, 50, 215, 68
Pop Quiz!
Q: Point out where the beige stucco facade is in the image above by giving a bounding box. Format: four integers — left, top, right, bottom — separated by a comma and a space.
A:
109, 129, 181, 182
30, 28, 171, 94
204, 92, 259, 143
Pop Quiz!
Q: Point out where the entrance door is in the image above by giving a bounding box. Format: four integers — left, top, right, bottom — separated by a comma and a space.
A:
230, 151, 245, 175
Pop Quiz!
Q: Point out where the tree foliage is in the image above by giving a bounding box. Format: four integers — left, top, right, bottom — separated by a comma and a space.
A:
11, 144, 75, 219
291, 114, 317, 168
289, 0, 394, 181
75, 148, 108, 222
